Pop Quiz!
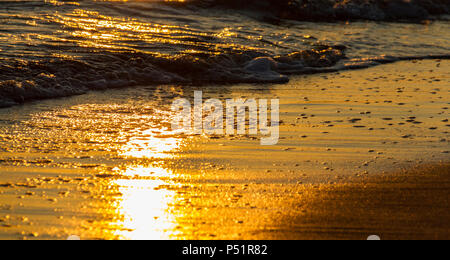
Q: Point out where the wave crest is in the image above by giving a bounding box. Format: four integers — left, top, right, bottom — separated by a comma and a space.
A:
0, 45, 346, 107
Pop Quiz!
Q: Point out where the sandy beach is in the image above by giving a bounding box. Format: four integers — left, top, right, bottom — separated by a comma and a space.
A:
0, 59, 449, 240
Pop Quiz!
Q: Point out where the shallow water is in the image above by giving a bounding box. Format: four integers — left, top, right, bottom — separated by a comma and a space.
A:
1, 0, 450, 106
1, 0, 449, 60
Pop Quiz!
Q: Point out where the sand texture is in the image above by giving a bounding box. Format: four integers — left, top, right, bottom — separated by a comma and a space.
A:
0, 60, 448, 240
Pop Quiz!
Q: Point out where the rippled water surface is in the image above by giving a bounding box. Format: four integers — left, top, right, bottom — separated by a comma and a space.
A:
1, 0, 449, 59
0, 0, 449, 105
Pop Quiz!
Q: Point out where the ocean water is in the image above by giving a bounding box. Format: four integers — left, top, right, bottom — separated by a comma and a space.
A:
0, 0, 449, 107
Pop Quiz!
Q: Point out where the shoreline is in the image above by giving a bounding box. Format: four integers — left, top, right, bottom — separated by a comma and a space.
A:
2, 55, 450, 109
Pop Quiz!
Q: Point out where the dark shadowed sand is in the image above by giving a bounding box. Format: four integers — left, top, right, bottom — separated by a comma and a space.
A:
270, 164, 450, 240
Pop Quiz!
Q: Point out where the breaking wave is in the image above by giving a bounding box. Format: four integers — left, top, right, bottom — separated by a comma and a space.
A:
0, 45, 347, 107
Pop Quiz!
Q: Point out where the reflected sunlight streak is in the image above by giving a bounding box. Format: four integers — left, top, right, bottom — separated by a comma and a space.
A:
112, 125, 185, 239
113, 167, 180, 240
121, 128, 182, 159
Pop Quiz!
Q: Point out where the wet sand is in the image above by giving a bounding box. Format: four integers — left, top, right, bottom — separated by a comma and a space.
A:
0, 59, 449, 240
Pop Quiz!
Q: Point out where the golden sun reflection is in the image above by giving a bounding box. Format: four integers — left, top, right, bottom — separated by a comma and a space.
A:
110, 123, 186, 239
51, 8, 214, 54
121, 128, 182, 159
112, 166, 180, 240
